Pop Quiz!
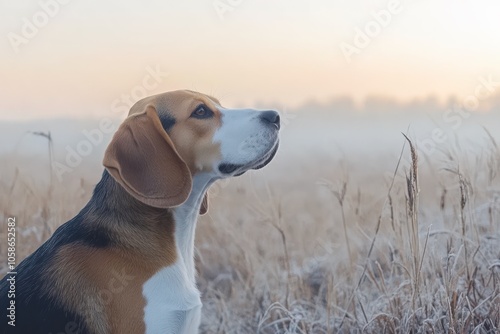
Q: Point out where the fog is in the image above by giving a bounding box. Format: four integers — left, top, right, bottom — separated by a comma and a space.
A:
2, 96, 500, 185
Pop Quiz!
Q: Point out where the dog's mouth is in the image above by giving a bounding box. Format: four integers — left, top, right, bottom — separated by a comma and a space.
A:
218, 140, 279, 177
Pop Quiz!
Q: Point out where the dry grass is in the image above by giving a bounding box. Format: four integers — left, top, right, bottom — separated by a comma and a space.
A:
1, 134, 500, 333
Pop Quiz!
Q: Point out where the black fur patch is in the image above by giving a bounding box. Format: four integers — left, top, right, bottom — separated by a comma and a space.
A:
0, 172, 117, 333
218, 163, 242, 174
0, 241, 89, 333
0, 169, 168, 333
158, 113, 176, 132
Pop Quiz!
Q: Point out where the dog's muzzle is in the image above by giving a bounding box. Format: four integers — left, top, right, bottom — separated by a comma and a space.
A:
218, 140, 279, 176
219, 110, 280, 176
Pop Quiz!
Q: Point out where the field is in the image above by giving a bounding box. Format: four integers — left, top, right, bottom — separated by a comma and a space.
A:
1, 112, 500, 333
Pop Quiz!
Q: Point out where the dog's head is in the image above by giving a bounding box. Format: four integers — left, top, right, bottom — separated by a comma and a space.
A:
103, 90, 280, 211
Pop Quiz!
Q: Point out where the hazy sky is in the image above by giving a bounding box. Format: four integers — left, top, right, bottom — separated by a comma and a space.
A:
1, 0, 499, 120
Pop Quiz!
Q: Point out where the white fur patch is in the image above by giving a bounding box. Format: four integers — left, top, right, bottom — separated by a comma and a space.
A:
142, 174, 214, 334
142, 260, 202, 334
141, 103, 279, 331
214, 107, 277, 167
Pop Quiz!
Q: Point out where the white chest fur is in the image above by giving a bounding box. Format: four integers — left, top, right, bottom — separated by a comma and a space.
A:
142, 174, 214, 334
142, 261, 202, 334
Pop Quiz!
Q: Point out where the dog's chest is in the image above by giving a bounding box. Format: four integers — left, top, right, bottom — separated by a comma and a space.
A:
142, 260, 201, 334
142, 204, 202, 333
141, 176, 209, 333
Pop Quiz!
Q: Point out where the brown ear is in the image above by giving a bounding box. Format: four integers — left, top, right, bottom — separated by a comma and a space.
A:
199, 192, 209, 215
103, 106, 192, 208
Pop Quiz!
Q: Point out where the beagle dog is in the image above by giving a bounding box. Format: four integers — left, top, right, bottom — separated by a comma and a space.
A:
0, 90, 280, 334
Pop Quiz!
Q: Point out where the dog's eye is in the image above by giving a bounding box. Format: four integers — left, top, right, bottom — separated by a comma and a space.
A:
191, 105, 213, 119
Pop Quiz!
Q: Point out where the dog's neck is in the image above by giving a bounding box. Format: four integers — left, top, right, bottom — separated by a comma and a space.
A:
86, 170, 214, 280
173, 172, 215, 280
88, 170, 171, 223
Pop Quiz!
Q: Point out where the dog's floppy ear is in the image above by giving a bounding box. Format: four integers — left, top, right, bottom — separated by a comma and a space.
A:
103, 105, 192, 208
199, 192, 209, 215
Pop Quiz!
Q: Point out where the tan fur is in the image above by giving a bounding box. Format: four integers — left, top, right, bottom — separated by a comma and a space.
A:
113, 89, 225, 214
44, 208, 177, 333
39, 90, 228, 333
103, 107, 193, 209
129, 90, 223, 173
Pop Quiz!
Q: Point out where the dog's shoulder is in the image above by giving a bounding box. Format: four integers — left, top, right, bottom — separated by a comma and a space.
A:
0, 226, 89, 333
0, 209, 109, 334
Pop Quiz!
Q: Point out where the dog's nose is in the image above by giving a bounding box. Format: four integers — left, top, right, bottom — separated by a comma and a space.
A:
260, 110, 280, 130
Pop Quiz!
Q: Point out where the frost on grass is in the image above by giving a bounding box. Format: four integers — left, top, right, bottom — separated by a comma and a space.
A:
196, 136, 500, 333
1, 135, 499, 334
